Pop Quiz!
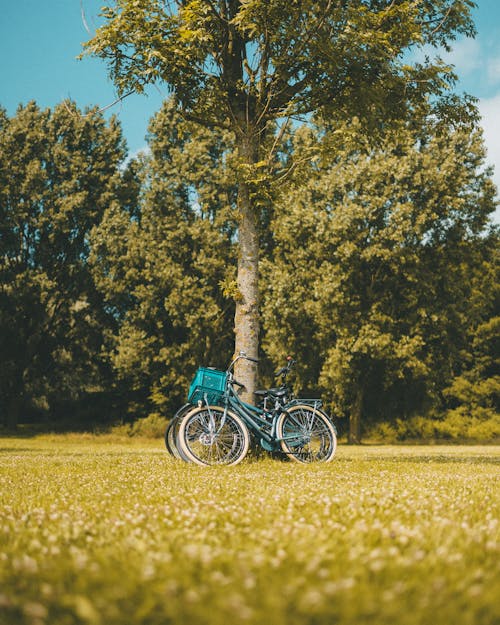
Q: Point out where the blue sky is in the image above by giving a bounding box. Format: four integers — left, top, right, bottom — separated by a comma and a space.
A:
1, 1, 499, 206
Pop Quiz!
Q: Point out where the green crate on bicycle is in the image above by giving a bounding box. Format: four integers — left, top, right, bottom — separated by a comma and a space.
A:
187, 367, 227, 404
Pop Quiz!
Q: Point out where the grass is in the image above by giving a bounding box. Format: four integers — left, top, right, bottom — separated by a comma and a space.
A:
0, 436, 499, 625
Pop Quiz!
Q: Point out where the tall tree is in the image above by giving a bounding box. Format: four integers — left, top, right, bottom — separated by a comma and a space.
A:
84, 0, 477, 400
0, 101, 125, 427
262, 117, 497, 442
443, 234, 499, 430
89, 100, 237, 416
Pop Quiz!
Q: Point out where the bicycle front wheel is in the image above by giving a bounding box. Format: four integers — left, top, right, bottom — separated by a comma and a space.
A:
177, 405, 250, 466
276, 404, 337, 463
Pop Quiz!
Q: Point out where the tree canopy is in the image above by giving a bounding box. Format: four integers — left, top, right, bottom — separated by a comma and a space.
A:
261, 116, 497, 441
89, 101, 237, 416
83, 0, 479, 399
0, 101, 125, 427
85, 0, 477, 127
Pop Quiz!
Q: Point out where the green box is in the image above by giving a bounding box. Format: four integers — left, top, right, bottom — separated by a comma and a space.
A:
187, 367, 227, 404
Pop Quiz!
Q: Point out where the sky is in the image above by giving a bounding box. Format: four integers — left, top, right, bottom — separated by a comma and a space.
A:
1, 1, 499, 215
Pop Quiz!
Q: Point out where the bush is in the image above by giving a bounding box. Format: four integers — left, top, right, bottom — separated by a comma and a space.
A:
110, 413, 169, 438
367, 421, 398, 443
367, 412, 500, 443
437, 408, 500, 441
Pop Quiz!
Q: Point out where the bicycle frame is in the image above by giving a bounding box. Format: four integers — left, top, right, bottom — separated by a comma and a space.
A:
200, 352, 326, 451
225, 386, 282, 448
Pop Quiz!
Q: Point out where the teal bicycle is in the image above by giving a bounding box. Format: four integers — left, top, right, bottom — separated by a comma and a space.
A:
168, 353, 337, 466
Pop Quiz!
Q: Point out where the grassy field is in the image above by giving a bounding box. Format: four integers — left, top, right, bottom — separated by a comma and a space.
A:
0, 436, 499, 625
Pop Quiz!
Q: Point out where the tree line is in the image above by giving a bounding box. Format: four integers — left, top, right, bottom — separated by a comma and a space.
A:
0, 98, 497, 440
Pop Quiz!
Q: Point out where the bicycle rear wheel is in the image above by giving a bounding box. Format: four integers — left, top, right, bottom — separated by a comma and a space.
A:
164, 404, 192, 461
177, 405, 250, 466
276, 404, 337, 463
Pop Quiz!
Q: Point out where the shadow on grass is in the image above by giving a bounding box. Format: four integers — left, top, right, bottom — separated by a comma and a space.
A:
0, 425, 101, 439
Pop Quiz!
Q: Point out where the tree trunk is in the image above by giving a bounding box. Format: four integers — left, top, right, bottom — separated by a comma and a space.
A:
349, 386, 363, 444
233, 133, 260, 403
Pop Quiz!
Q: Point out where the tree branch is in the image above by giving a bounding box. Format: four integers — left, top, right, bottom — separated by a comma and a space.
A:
266, 116, 291, 163
61, 90, 135, 119
431, 6, 453, 36
206, 0, 228, 24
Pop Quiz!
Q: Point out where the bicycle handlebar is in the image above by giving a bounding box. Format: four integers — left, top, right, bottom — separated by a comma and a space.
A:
228, 352, 294, 390
226, 353, 296, 404
274, 356, 295, 379
228, 351, 259, 373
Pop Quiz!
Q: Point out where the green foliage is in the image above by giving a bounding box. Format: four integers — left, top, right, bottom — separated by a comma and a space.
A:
0, 101, 126, 426
442, 237, 500, 423
369, 412, 500, 442
84, 0, 477, 131
83, 0, 480, 400
89, 101, 237, 415
1, 0, 496, 438
1, 438, 499, 625
262, 116, 497, 439
109, 413, 169, 438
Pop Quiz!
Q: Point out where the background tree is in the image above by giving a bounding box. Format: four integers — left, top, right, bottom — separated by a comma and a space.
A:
89, 100, 237, 417
443, 234, 499, 435
84, 0, 477, 400
0, 101, 125, 427
262, 117, 497, 442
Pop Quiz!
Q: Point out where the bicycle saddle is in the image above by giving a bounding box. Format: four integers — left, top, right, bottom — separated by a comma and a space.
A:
254, 387, 288, 398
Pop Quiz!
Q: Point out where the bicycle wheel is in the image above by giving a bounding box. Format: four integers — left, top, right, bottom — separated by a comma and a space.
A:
177, 405, 250, 466
276, 404, 337, 463
164, 404, 192, 460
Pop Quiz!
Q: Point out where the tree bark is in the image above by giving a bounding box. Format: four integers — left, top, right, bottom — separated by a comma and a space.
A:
233, 133, 260, 403
349, 386, 363, 444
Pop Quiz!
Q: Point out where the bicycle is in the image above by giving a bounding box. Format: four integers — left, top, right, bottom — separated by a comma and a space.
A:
164, 355, 294, 461
169, 353, 337, 466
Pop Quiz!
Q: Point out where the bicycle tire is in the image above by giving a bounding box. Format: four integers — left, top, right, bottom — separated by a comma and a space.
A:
276, 404, 337, 463
164, 404, 192, 461
177, 405, 250, 466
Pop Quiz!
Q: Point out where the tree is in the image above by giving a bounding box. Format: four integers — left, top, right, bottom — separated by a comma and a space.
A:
261, 117, 497, 442
0, 101, 126, 427
83, 0, 477, 400
89, 100, 237, 416
443, 234, 500, 433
